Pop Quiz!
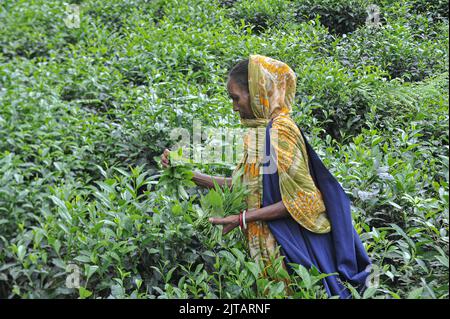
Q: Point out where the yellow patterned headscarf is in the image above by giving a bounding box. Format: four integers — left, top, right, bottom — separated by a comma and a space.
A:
233, 55, 331, 244
240, 54, 296, 126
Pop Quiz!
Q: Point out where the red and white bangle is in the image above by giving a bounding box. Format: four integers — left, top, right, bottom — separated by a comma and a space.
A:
242, 210, 247, 230
239, 212, 244, 230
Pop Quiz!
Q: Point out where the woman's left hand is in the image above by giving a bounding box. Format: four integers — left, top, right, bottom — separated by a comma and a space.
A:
209, 215, 240, 235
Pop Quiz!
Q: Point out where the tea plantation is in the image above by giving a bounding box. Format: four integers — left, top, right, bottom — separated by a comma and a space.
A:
0, 0, 448, 298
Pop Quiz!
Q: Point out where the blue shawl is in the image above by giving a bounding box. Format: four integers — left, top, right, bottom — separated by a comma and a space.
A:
262, 120, 371, 298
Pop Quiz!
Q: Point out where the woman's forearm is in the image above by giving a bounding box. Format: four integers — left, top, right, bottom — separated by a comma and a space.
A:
245, 200, 290, 223
208, 200, 290, 235
192, 171, 232, 189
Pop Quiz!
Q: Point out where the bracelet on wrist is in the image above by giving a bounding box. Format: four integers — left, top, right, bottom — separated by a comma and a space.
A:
243, 210, 247, 230
239, 212, 244, 230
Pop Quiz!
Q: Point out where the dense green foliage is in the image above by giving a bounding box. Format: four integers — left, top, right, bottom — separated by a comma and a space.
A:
0, 0, 448, 299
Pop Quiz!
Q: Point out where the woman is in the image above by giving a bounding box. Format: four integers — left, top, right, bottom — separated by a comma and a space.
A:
161, 54, 371, 298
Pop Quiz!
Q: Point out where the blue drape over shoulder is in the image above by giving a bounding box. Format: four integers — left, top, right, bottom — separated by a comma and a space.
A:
262, 120, 371, 298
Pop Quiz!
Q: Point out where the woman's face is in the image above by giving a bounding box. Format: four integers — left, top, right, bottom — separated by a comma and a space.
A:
227, 78, 255, 119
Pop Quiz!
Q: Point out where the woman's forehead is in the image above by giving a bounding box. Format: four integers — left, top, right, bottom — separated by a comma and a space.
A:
226, 79, 238, 92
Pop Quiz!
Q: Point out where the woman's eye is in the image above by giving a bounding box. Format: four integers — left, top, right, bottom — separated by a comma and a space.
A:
229, 95, 238, 101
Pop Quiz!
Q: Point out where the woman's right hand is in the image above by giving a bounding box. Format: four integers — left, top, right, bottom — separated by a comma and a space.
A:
160, 148, 170, 168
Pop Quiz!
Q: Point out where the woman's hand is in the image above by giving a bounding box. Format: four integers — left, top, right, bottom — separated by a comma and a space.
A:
209, 203, 290, 235
160, 148, 170, 168
209, 215, 240, 235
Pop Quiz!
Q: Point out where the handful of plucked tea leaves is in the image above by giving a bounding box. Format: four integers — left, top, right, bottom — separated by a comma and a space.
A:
200, 169, 248, 218
196, 168, 248, 242
157, 148, 195, 200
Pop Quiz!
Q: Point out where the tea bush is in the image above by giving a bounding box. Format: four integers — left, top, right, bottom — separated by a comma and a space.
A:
335, 6, 448, 82
0, 0, 448, 299
293, 0, 370, 36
